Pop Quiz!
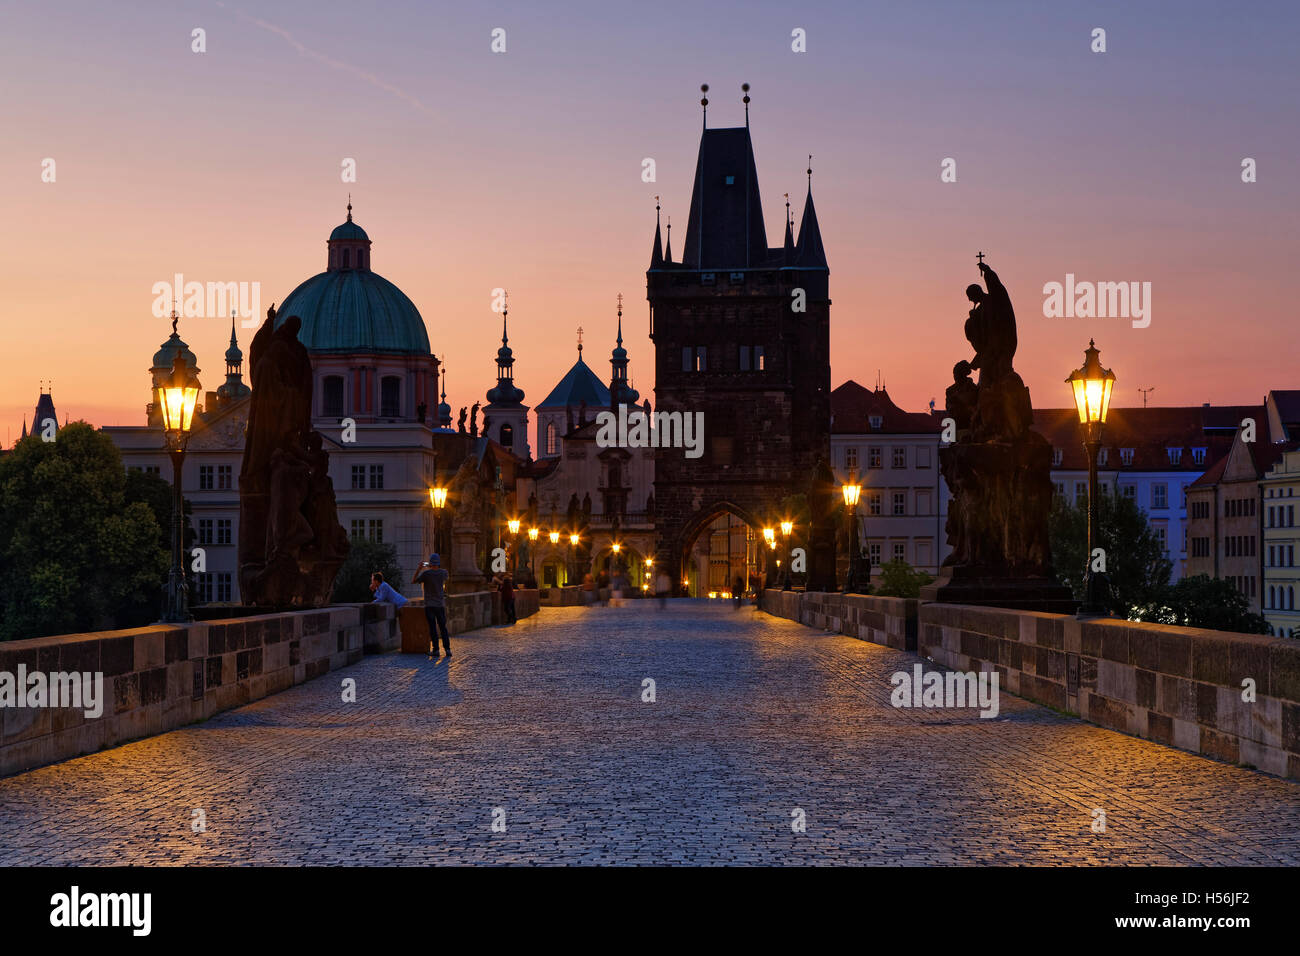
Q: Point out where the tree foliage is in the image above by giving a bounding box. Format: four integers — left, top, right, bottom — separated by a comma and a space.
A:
333, 537, 403, 603
1049, 489, 1172, 618
874, 559, 934, 599
0, 424, 170, 640
1130, 575, 1270, 634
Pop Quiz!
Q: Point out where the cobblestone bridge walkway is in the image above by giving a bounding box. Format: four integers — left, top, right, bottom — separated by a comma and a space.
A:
2, 603, 1297, 865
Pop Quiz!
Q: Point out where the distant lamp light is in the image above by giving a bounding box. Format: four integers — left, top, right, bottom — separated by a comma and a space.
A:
612, 542, 622, 554
429, 486, 448, 510
508, 518, 521, 535
549, 530, 560, 545
569, 533, 580, 547
528, 527, 539, 542
762, 527, 775, 546
780, 520, 793, 537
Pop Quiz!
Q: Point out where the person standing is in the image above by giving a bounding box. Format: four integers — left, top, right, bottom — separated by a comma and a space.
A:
413, 553, 451, 659
499, 572, 517, 625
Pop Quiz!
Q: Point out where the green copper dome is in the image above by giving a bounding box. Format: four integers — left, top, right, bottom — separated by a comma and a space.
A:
329, 220, 369, 242
275, 270, 430, 355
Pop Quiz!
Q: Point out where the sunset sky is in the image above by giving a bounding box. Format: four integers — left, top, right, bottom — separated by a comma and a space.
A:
2, 0, 1297, 443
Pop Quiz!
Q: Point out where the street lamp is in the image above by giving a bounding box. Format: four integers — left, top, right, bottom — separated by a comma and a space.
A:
429, 485, 448, 567
157, 350, 201, 622
549, 530, 560, 545
527, 526, 539, 583
1066, 339, 1116, 617
841, 479, 863, 594
780, 520, 794, 590
506, 518, 521, 578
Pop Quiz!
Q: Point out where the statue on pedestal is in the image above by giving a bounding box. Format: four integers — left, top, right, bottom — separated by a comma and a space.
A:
238, 313, 349, 606
921, 256, 1074, 612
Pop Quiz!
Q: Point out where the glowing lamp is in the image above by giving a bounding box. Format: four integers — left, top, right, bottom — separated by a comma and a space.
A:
1066, 339, 1116, 426
157, 352, 200, 434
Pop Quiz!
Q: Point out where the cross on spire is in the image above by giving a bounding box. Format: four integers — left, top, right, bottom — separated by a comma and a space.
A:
576, 325, 584, 355
347, 193, 353, 222
976, 250, 986, 265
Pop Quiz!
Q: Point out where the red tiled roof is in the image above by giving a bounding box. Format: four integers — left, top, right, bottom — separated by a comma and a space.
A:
832, 381, 942, 435
1033, 405, 1256, 472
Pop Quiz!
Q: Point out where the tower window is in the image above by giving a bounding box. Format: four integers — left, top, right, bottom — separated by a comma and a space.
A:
724, 175, 735, 185
343, 248, 351, 269
500, 423, 514, 449
546, 422, 558, 455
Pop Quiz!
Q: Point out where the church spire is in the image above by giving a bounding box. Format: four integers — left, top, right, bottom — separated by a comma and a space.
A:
608, 293, 638, 408
795, 156, 827, 268
664, 215, 672, 264
650, 196, 664, 268
783, 192, 794, 263
486, 293, 525, 407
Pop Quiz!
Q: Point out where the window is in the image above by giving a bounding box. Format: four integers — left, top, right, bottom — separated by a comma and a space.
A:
868, 543, 882, 565
1269, 506, 1276, 528
1192, 447, 1207, 465
198, 519, 213, 545
696, 347, 708, 372
916, 446, 931, 468
1053, 481, 1065, 499
1052, 448, 1063, 466
380, 376, 401, 418
868, 447, 882, 469
546, 423, 558, 455
1120, 448, 1134, 466
369, 465, 384, 490
500, 423, 514, 449
892, 492, 906, 516
892, 447, 906, 469
351, 466, 366, 490
1075, 481, 1087, 502
845, 447, 859, 470
323, 376, 345, 417
1152, 483, 1168, 509
1097, 448, 1109, 466
217, 465, 232, 490
363, 520, 383, 543
342, 248, 351, 269
869, 415, 883, 430
350, 519, 366, 541
1167, 447, 1182, 465
217, 519, 231, 545
867, 492, 882, 516
738, 345, 765, 371
144, 465, 160, 478
196, 573, 213, 604
701, 273, 716, 285
216, 573, 232, 603
893, 543, 906, 562
199, 465, 214, 490
1154, 526, 1167, 552
1121, 484, 1136, 499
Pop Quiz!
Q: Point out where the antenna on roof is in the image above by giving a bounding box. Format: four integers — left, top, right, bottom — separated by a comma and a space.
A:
742, 83, 750, 126
1139, 386, 1155, 408
700, 84, 709, 130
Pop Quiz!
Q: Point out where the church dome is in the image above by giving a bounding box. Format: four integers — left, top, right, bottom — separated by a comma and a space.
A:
275, 206, 430, 355
151, 331, 200, 386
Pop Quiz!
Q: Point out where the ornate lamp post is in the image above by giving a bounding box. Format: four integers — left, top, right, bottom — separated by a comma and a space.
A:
507, 518, 521, 578
157, 351, 201, 622
527, 526, 539, 583
841, 479, 863, 594
429, 485, 448, 564
762, 527, 776, 589
780, 520, 794, 590
1066, 339, 1116, 617
569, 531, 580, 586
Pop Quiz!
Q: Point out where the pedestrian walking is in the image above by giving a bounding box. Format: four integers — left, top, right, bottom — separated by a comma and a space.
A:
655, 570, 670, 609
498, 572, 517, 625
412, 554, 451, 659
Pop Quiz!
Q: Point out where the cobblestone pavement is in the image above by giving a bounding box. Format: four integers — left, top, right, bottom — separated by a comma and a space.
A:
3, 603, 1298, 865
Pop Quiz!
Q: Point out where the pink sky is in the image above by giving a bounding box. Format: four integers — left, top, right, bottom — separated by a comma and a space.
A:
2, 0, 1296, 443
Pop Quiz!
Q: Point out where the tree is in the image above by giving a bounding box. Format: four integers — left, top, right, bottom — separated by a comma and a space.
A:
1130, 575, 1270, 634
120, 467, 196, 624
0, 424, 169, 640
875, 559, 933, 599
332, 538, 403, 603
1049, 489, 1172, 618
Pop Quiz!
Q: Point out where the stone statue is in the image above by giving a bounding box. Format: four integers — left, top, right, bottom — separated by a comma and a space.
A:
922, 258, 1072, 612
457, 407, 467, 435
470, 402, 480, 439
805, 455, 838, 592
238, 314, 349, 606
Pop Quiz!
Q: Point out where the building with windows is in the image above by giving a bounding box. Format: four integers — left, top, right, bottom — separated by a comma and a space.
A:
1033, 404, 1250, 583
1263, 444, 1300, 637
830, 381, 949, 579
106, 205, 448, 603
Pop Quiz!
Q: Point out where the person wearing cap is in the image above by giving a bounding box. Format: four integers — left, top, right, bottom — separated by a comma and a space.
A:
412, 553, 451, 659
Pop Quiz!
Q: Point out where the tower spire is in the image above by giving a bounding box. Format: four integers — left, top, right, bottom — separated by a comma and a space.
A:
650, 195, 664, 268
347, 193, 353, 222
665, 215, 672, 263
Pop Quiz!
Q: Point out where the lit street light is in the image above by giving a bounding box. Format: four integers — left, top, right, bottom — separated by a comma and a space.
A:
841, 479, 863, 594
1066, 339, 1116, 617
158, 349, 200, 623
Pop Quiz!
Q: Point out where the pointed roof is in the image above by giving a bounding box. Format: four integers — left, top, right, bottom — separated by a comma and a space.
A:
795, 185, 826, 268
782, 196, 795, 264
537, 354, 610, 410
650, 203, 664, 269
682, 127, 768, 269
664, 219, 673, 264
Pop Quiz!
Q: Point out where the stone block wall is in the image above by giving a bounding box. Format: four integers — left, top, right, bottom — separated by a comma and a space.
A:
762, 591, 1300, 780
762, 590, 918, 652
